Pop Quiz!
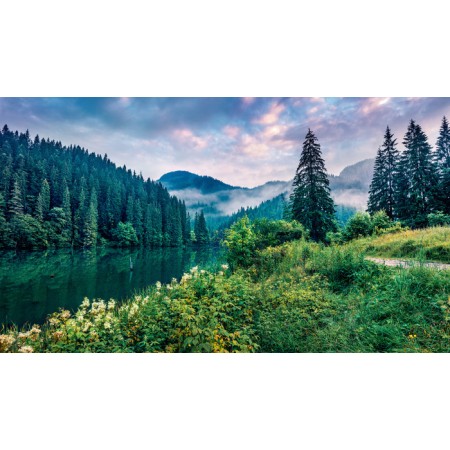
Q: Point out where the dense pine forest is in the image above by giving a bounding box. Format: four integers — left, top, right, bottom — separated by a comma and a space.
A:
0, 125, 192, 249
368, 117, 450, 227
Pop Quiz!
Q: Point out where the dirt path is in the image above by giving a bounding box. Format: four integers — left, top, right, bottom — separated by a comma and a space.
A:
366, 257, 450, 270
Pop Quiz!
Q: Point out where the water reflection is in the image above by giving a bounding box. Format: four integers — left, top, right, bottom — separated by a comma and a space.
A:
0, 246, 223, 327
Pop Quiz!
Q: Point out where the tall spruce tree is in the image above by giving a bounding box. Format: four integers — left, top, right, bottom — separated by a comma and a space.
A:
35, 179, 51, 222
435, 116, 450, 213
368, 126, 399, 218
436, 116, 450, 169
289, 129, 336, 241
394, 120, 438, 226
194, 210, 209, 245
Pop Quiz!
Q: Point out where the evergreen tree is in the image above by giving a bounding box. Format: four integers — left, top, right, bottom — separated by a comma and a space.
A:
367, 126, 399, 218
436, 116, 450, 169
435, 116, 450, 213
8, 177, 24, 218
0, 192, 13, 248
82, 188, 98, 247
394, 120, 438, 227
74, 182, 86, 246
194, 210, 209, 245
35, 179, 51, 222
289, 129, 336, 241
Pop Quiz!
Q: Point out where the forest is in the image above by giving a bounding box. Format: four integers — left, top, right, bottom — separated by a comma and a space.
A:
0, 124, 204, 249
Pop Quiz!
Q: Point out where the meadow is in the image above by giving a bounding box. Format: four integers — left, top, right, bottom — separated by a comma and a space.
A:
2, 225, 449, 353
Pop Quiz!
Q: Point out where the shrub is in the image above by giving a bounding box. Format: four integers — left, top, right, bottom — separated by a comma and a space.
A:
343, 212, 373, 241
427, 212, 450, 227
112, 222, 139, 247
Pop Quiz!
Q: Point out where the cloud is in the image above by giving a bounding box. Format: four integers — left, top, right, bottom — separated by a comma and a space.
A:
1, 97, 449, 187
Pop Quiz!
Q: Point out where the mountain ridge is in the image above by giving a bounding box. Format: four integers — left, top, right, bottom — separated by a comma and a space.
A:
159, 158, 375, 219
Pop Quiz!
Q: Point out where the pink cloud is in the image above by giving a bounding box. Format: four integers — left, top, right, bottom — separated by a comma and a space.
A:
254, 102, 286, 125
223, 125, 240, 139
172, 128, 208, 150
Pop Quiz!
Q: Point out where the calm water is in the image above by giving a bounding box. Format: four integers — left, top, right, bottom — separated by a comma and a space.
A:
0, 247, 224, 327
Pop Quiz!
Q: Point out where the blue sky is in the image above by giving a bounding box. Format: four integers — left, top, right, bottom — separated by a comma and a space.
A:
1, 97, 449, 187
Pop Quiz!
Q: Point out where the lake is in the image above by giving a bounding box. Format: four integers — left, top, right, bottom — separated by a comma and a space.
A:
0, 246, 224, 328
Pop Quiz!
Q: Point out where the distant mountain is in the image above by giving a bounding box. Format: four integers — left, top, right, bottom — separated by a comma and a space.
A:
159, 171, 239, 194
329, 158, 375, 209
159, 158, 375, 227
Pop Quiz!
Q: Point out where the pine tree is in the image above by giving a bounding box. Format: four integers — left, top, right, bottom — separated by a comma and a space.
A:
436, 116, 450, 169
394, 120, 438, 226
8, 177, 24, 218
289, 129, 336, 241
82, 188, 98, 247
74, 182, 86, 246
435, 116, 450, 213
194, 210, 209, 245
35, 179, 51, 222
368, 126, 399, 219
0, 192, 13, 248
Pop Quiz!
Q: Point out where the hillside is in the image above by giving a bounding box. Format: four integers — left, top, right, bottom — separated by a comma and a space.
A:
349, 226, 450, 263
159, 159, 373, 227
0, 125, 190, 249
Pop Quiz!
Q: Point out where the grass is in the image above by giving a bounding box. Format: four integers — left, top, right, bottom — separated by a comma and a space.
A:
347, 226, 450, 263
2, 230, 450, 353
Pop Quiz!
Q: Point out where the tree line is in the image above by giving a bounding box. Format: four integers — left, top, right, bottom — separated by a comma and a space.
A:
0, 125, 210, 249
368, 117, 450, 227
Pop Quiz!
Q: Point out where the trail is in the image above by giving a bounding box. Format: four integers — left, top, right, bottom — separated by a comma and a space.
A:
365, 257, 450, 270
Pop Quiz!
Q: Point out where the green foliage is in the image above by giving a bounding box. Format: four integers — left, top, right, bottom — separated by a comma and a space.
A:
223, 216, 257, 270
0, 125, 190, 249
10, 214, 48, 249
112, 222, 139, 247
368, 127, 399, 218
394, 120, 438, 227
349, 226, 450, 263
427, 211, 450, 227
193, 210, 209, 245
289, 129, 336, 241
343, 212, 373, 240
3, 230, 450, 353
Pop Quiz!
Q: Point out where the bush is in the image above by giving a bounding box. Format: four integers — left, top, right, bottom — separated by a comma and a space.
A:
427, 212, 450, 227
343, 212, 373, 241
112, 222, 139, 247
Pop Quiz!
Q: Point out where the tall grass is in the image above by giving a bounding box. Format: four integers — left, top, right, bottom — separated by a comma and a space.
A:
348, 226, 450, 263
1, 234, 449, 353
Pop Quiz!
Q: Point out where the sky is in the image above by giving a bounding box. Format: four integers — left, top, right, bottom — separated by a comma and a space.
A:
1, 97, 449, 188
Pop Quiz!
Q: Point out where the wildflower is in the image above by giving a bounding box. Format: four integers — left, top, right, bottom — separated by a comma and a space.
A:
18, 331, 30, 340
129, 304, 139, 317
0, 334, 15, 352
181, 273, 192, 284
29, 326, 41, 341
107, 299, 116, 310
82, 322, 93, 332
218, 271, 224, 276
155, 281, 162, 290
190, 266, 198, 274
104, 322, 111, 330
60, 310, 71, 320
90, 331, 99, 340
221, 264, 229, 270
18, 345, 34, 353
200, 270, 206, 274
49, 317, 60, 326
167, 285, 173, 290
81, 298, 90, 308
52, 330, 64, 341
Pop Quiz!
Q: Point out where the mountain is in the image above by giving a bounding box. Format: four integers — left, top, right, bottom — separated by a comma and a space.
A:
159, 158, 374, 226
159, 170, 239, 193
0, 125, 190, 249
